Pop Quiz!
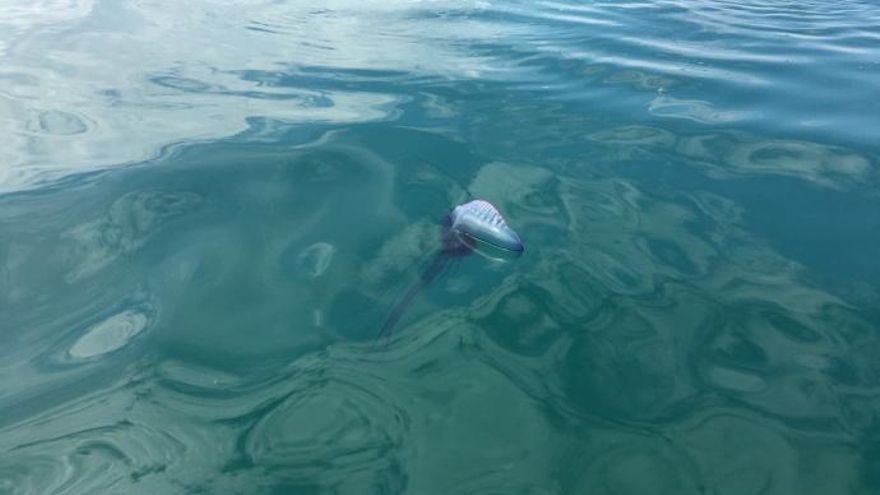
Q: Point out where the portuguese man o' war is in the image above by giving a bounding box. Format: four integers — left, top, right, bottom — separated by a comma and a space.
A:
377, 199, 523, 342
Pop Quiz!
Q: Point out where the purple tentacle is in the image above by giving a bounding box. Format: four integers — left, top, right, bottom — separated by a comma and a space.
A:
374, 211, 477, 346
375, 251, 451, 345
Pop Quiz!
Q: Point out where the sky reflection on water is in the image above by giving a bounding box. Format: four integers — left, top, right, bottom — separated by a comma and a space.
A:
1, 0, 880, 494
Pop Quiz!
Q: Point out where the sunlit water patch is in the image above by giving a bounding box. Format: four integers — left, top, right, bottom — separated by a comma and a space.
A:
67, 309, 151, 360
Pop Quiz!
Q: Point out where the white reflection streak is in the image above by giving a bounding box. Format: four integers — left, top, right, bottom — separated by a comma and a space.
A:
0, 0, 508, 191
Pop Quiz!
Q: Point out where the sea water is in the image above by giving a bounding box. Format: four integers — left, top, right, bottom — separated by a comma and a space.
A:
1, 1, 880, 493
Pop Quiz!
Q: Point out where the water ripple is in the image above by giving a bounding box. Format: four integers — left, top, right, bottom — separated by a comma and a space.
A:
237, 365, 409, 493
62, 189, 203, 282
1, 418, 185, 494
1, 0, 879, 493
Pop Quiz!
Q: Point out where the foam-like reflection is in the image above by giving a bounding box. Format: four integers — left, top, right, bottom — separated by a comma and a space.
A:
295, 242, 335, 279
648, 94, 756, 123
67, 309, 151, 360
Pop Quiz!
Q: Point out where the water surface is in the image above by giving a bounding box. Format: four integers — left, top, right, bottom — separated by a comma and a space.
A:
2, 0, 880, 493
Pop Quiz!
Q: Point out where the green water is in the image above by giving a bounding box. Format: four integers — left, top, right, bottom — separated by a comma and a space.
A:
2, 0, 880, 493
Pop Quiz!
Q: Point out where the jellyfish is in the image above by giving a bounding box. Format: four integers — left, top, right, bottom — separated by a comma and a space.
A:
377, 199, 524, 342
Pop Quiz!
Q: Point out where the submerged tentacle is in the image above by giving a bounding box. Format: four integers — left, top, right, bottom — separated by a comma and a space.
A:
375, 251, 452, 345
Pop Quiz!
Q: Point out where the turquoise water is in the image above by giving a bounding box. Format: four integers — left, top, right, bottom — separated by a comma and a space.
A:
2, 0, 880, 493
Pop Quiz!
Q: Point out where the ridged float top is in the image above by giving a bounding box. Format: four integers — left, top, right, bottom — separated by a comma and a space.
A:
450, 199, 524, 253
